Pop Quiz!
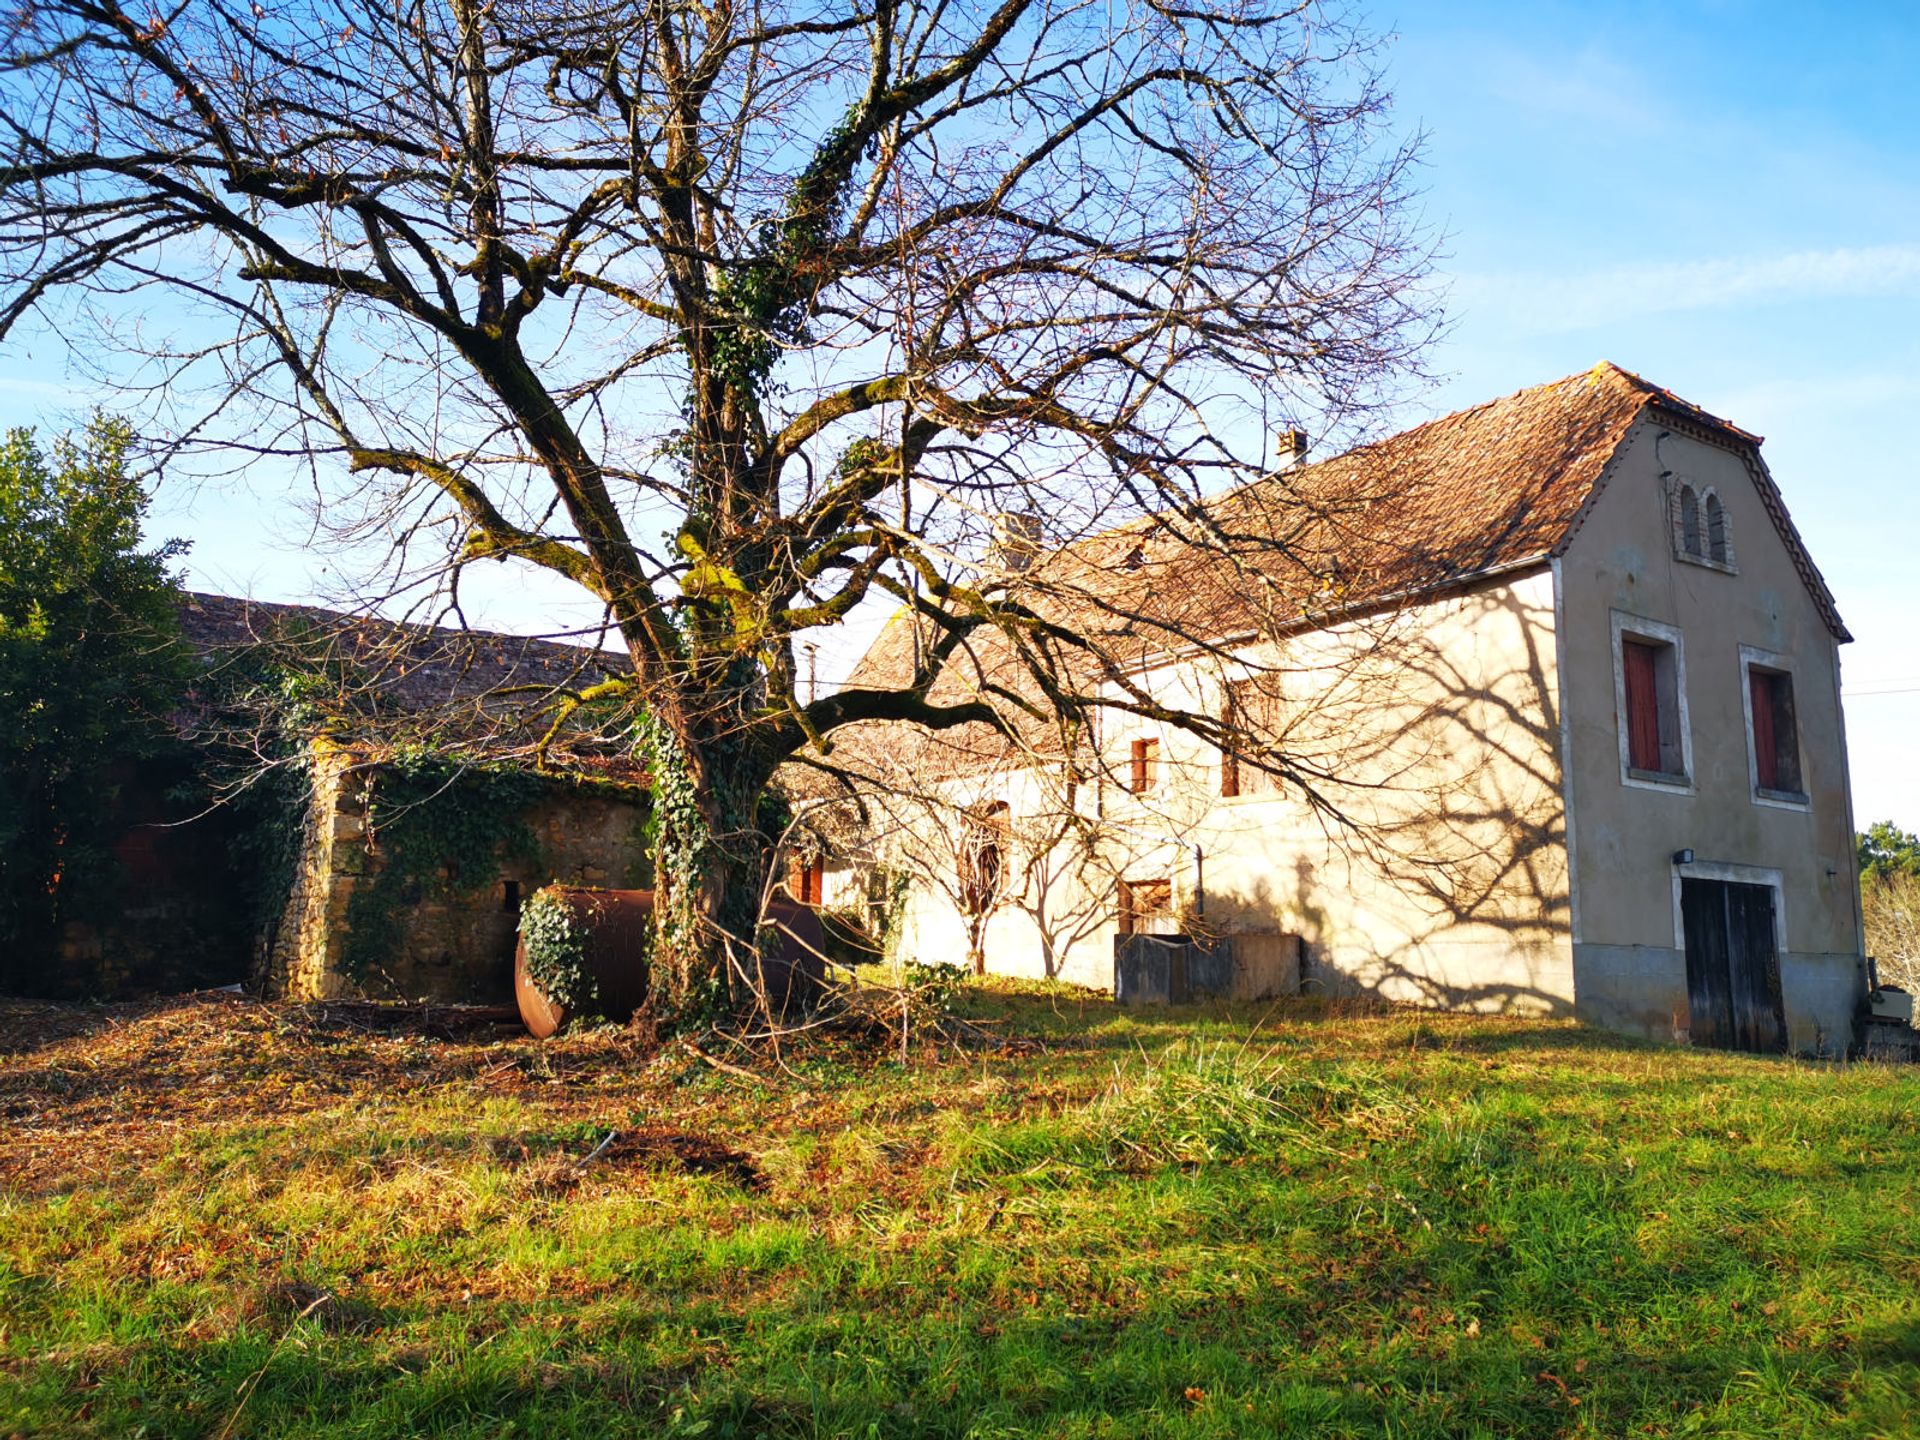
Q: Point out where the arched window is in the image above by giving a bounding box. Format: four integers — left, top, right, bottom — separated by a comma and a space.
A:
959, 802, 1010, 915
1679, 485, 1703, 558
1705, 492, 1728, 564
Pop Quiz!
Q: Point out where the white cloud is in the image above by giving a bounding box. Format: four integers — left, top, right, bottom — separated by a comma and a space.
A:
1452, 245, 1920, 336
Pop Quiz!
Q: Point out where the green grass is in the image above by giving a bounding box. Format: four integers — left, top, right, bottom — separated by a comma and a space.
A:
2, 986, 1918, 1438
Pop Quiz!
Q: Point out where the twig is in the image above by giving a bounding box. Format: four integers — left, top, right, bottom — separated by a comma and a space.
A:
683, 1040, 763, 1082
575, 1128, 619, 1168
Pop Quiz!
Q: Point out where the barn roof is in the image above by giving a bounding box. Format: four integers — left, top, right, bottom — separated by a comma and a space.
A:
846, 362, 1847, 700
178, 592, 641, 782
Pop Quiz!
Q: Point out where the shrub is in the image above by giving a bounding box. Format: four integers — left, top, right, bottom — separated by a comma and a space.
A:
0, 416, 189, 994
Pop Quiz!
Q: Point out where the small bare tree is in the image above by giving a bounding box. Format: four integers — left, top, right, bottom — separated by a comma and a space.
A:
1865, 875, 1920, 996
0, 0, 1434, 1010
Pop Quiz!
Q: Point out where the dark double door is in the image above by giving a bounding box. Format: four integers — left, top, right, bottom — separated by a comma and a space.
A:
1680, 878, 1787, 1054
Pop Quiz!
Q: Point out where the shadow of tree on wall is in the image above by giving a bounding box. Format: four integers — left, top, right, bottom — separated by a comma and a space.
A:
1192, 581, 1581, 1017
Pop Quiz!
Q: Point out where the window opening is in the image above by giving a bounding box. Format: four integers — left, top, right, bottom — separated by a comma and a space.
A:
1679, 485, 1703, 558
1705, 493, 1728, 564
959, 802, 1010, 914
1117, 878, 1176, 936
1748, 667, 1802, 796
1221, 677, 1279, 796
789, 854, 825, 906
1622, 635, 1684, 778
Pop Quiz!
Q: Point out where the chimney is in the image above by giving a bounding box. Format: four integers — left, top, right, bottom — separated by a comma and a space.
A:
990, 511, 1045, 573
1276, 428, 1309, 469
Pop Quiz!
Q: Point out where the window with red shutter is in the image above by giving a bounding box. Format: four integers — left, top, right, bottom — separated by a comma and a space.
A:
1750, 670, 1778, 791
789, 855, 825, 905
1747, 665, 1801, 796
1623, 640, 1663, 772
1129, 738, 1157, 794
1221, 678, 1279, 796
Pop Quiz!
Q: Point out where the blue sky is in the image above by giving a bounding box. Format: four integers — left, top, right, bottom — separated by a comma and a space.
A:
2, 0, 1914, 826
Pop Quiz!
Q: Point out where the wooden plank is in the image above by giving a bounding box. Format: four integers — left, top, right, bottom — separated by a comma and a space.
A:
1681, 879, 1734, 1050
1624, 642, 1662, 771
1727, 882, 1787, 1054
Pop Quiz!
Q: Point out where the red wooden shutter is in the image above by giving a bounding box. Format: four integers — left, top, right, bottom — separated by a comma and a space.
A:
1220, 689, 1241, 797
1750, 670, 1778, 790
1131, 739, 1156, 793
1623, 641, 1661, 771
790, 856, 824, 904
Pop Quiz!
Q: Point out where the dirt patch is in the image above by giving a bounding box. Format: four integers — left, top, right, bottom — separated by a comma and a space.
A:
600, 1128, 764, 1190
0, 992, 663, 1196
505, 1127, 764, 1197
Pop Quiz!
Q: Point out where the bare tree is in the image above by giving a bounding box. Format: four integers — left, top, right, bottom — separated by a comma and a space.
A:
1865, 874, 1920, 996
0, 0, 1434, 1010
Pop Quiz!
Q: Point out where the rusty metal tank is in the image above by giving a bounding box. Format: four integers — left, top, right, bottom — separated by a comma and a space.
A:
515, 887, 654, 1039
514, 886, 827, 1037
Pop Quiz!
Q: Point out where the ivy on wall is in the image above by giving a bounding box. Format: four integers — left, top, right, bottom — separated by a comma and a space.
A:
339, 754, 546, 981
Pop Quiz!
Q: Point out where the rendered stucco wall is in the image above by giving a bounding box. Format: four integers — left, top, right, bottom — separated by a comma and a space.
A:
1557, 416, 1864, 1052
882, 569, 1576, 1008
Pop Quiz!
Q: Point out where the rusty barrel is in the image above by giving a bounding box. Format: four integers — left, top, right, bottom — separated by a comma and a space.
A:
515, 886, 654, 1039
515, 885, 827, 1037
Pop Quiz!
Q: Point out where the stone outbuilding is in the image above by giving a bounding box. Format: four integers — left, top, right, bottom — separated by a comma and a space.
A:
178, 593, 648, 1004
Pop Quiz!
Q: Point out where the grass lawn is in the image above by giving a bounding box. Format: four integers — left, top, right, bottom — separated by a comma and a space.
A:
2, 982, 1917, 1438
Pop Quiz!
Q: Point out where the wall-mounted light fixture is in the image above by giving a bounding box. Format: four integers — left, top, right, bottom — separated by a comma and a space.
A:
1671, 848, 1694, 865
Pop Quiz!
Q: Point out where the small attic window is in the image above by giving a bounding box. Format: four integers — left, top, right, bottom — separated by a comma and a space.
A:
1670, 478, 1735, 572
1123, 544, 1145, 572
1705, 493, 1729, 564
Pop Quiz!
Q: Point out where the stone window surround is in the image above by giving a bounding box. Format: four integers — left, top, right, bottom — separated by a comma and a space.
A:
1738, 642, 1812, 812
1611, 608, 1695, 796
1666, 473, 1738, 573
1668, 858, 1788, 955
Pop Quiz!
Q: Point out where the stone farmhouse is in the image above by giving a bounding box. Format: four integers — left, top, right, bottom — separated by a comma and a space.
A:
828, 364, 1867, 1054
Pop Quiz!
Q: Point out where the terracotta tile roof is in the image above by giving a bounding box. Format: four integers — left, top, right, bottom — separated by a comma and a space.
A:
831, 363, 1847, 777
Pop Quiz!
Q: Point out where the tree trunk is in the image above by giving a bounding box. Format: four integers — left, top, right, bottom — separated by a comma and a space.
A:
640, 704, 783, 1021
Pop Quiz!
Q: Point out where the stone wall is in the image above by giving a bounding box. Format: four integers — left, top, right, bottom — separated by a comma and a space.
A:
52, 758, 252, 998
264, 745, 649, 1003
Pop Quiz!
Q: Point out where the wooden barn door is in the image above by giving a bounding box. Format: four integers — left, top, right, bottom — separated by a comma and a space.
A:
1681, 879, 1787, 1054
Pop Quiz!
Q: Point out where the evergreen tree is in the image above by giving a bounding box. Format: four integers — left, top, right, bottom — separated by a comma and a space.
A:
0, 416, 188, 994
